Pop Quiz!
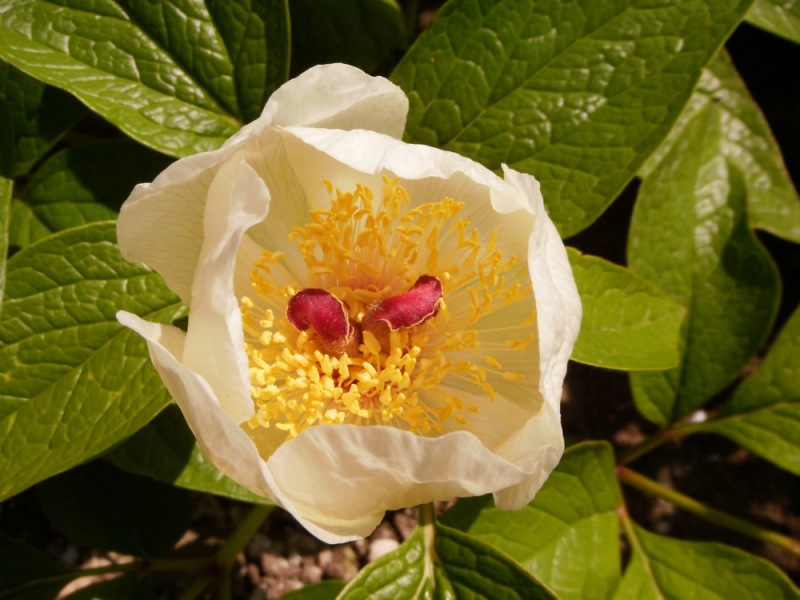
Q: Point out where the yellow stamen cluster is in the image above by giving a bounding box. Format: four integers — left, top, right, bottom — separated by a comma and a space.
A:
240, 179, 534, 437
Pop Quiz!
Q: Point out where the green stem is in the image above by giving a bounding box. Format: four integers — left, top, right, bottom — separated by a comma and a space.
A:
418, 502, 435, 527
217, 504, 274, 568
618, 422, 703, 465
617, 466, 800, 559
215, 503, 274, 600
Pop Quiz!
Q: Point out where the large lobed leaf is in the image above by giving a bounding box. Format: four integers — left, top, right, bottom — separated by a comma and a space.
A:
0, 222, 184, 501
641, 50, 800, 243
628, 105, 780, 425
392, 0, 753, 236
0, 0, 290, 157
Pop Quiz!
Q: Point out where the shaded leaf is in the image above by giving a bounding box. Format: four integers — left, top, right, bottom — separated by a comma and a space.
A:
443, 442, 621, 600
641, 50, 800, 243
282, 580, 346, 599
568, 249, 685, 370
698, 303, 800, 475
8, 140, 172, 249
615, 523, 800, 599
392, 0, 753, 236
0, 59, 86, 176
628, 106, 780, 425
0, 0, 291, 157
105, 404, 269, 504
63, 574, 156, 600
0, 530, 70, 600
0, 222, 184, 500
289, 0, 407, 76
38, 460, 191, 557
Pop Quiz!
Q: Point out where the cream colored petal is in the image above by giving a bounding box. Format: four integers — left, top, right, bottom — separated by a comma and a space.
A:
280, 127, 505, 199
259, 64, 408, 139
267, 425, 539, 542
505, 166, 581, 407
117, 152, 222, 304
116, 311, 278, 503
182, 154, 270, 425
492, 399, 564, 509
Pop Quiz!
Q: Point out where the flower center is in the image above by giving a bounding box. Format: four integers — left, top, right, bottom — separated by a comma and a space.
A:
240, 179, 535, 438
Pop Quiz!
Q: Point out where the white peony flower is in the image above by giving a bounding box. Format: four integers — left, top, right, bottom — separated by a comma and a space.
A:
116, 64, 581, 543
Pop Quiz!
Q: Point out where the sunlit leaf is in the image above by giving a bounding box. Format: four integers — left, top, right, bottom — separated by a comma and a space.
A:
0, 222, 183, 500
615, 523, 800, 599
641, 50, 800, 243
628, 106, 780, 425
0, 0, 290, 157
568, 250, 685, 370
746, 0, 800, 44
443, 442, 621, 600
392, 0, 753, 236
339, 515, 556, 598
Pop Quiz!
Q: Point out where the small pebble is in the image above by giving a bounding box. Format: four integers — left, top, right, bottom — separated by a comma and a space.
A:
368, 538, 400, 562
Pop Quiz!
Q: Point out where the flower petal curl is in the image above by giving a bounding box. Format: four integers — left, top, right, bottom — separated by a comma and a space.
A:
117, 64, 408, 306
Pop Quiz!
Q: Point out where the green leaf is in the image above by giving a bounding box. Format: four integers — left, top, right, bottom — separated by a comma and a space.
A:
62, 574, 156, 600
746, 0, 800, 44
289, 0, 407, 76
0, 59, 86, 176
640, 50, 800, 243
697, 304, 800, 475
339, 512, 556, 599
443, 442, 620, 600
391, 0, 753, 237
282, 580, 346, 599
105, 404, 269, 504
615, 523, 800, 599
628, 106, 780, 425
338, 525, 432, 599
433, 523, 557, 599
0, 530, 70, 600
38, 460, 191, 557
205, 0, 291, 122
567, 249, 685, 370
0, 0, 291, 158
0, 222, 184, 501
0, 168, 10, 313
8, 140, 173, 249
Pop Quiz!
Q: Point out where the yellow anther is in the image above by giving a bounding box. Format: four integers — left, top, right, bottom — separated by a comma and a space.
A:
240, 179, 534, 437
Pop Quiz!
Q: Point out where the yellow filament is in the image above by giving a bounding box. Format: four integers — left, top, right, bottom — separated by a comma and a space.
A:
240, 179, 535, 437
